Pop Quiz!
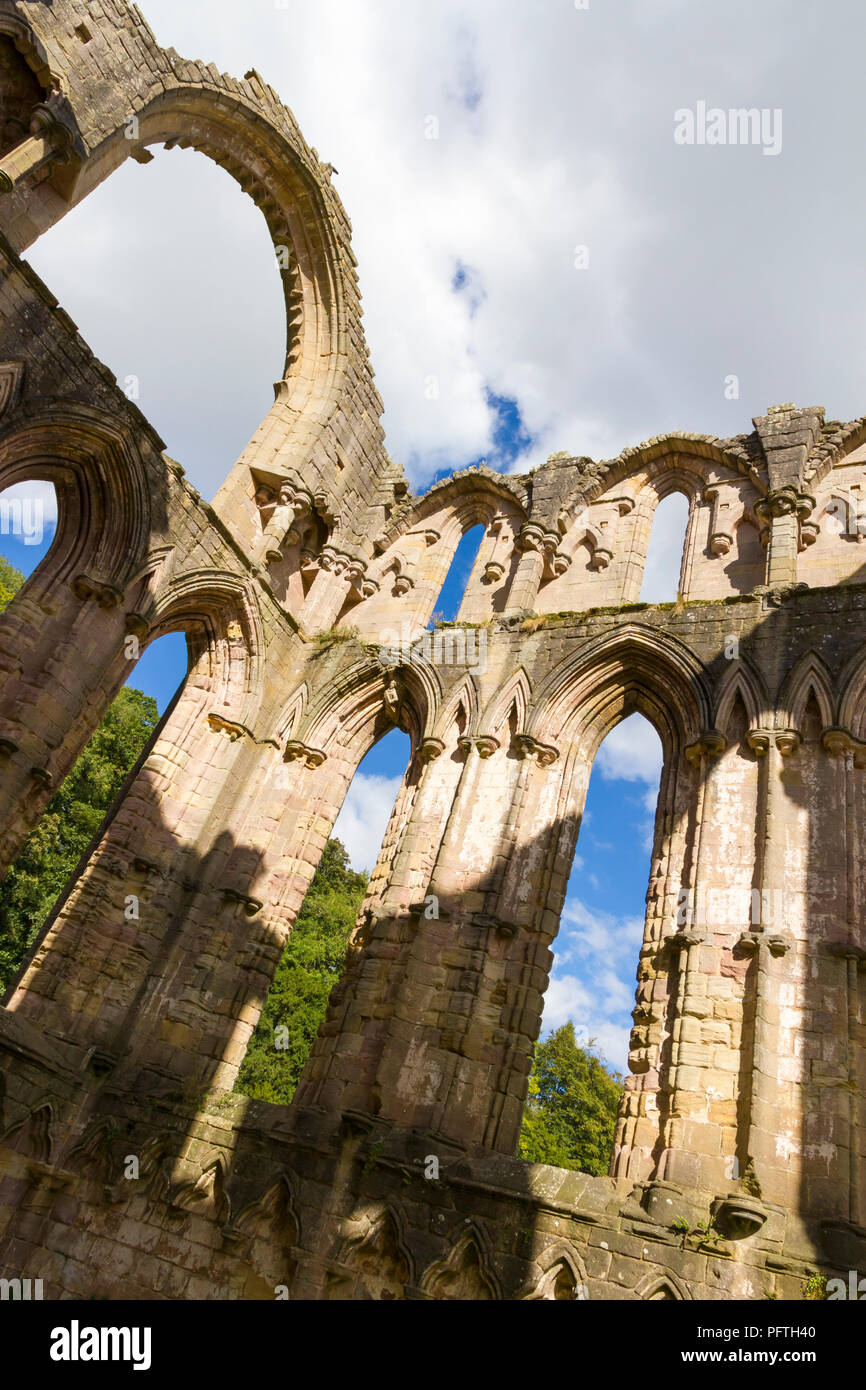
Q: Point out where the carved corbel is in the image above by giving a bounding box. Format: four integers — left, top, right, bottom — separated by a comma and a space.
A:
222, 888, 264, 919
513, 733, 560, 766
822, 726, 866, 768
738, 930, 790, 958
684, 730, 726, 764
482, 515, 510, 584
283, 740, 326, 768
514, 523, 546, 555
746, 728, 800, 757
419, 737, 445, 762
72, 574, 123, 609
703, 484, 742, 557
754, 488, 816, 552
457, 734, 500, 759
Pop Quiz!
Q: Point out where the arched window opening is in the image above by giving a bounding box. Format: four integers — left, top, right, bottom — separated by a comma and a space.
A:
639, 492, 689, 603
519, 712, 662, 1175
431, 523, 486, 625
235, 724, 412, 1107
24, 148, 285, 496
0, 481, 57, 598
0, 630, 188, 993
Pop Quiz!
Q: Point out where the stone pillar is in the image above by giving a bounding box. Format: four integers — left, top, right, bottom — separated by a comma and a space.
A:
503, 525, 547, 616
297, 548, 354, 632
296, 727, 562, 1152
254, 480, 313, 566
755, 488, 815, 588
822, 726, 866, 1225
0, 575, 132, 872
657, 731, 725, 1189
736, 727, 798, 1201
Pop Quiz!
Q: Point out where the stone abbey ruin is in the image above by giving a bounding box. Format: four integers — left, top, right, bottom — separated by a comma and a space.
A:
0, 0, 865, 1302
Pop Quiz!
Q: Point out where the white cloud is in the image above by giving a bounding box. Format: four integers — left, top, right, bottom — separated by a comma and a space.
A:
639, 493, 690, 603
23, 0, 866, 499
542, 896, 644, 1070
332, 772, 402, 872
595, 713, 662, 784
541, 974, 630, 1075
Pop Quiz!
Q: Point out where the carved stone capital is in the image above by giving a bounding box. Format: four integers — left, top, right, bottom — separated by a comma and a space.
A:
482, 560, 505, 584
668, 930, 706, 952
419, 737, 445, 762
283, 740, 326, 768
754, 487, 814, 523
685, 730, 726, 764
458, 734, 500, 759
514, 523, 547, 555
738, 930, 790, 957
821, 727, 866, 767
72, 574, 123, 609
746, 728, 800, 757
514, 733, 560, 766
589, 546, 613, 572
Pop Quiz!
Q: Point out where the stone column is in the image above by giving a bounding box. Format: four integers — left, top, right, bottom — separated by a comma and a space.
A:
503, 525, 547, 617
754, 488, 814, 588
297, 548, 354, 631
254, 480, 313, 566
736, 727, 797, 1201
0, 574, 133, 872
657, 731, 725, 1189
822, 727, 866, 1224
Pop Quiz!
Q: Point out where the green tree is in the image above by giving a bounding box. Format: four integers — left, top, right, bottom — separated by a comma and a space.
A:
0, 554, 24, 612
0, 684, 159, 991
235, 837, 367, 1106
518, 1022, 624, 1175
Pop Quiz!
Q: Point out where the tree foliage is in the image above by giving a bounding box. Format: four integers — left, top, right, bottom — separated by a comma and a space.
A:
0, 554, 24, 613
0, 684, 159, 990
235, 837, 367, 1105
518, 1022, 624, 1176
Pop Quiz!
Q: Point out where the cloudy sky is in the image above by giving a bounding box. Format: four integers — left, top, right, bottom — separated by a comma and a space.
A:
14, 0, 866, 1070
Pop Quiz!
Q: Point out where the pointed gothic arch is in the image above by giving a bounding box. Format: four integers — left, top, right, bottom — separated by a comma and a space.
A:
779, 652, 835, 734
420, 1226, 499, 1300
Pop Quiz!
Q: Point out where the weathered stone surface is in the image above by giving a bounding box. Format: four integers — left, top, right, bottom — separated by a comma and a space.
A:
0, 0, 865, 1300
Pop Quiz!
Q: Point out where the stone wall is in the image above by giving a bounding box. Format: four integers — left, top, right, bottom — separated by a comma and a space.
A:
0, 0, 864, 1299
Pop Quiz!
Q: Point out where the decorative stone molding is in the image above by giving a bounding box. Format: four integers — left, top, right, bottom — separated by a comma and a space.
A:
821, 726, 866, 767
0, 361, 24, 416
738, 931, 790, 957
746, 728, 800, 757
458, 734, 500, 758
754, 487, 817, 551
72, 574, 124, 608
283, 740, 326, 768
419, 737, 445, 762
513, 733, 559, 765
684, 730, 726, 764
